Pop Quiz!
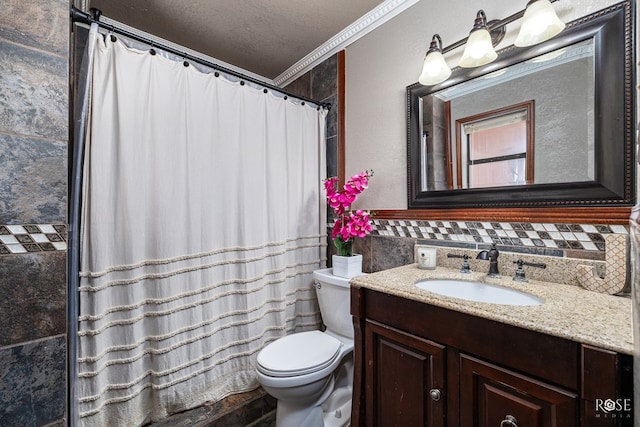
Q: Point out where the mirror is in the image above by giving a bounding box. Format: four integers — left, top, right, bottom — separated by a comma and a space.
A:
425, 39, 594, 191
407, 2, 634, 209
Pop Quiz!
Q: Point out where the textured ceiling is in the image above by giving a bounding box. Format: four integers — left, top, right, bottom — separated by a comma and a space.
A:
88, 0, 386, 80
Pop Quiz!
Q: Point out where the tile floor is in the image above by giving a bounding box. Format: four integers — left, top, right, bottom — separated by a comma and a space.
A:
147, 388, 276, 427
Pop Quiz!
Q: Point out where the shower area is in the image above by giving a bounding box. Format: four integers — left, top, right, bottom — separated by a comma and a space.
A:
66, 11, 339, 427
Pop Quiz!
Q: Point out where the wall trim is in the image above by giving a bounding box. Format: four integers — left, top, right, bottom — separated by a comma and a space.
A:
0, 224, 67, 255
374, 207, 633, 225
274, 0, 419, 86
338, 50, 346, 187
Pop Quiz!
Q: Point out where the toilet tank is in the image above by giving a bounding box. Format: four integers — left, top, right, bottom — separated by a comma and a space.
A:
312, 268, 361, 339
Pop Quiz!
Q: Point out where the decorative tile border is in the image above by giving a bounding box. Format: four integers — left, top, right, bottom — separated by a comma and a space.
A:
7, 220, 629, 255
371, 220, 628, 252
0, 224, 67, 254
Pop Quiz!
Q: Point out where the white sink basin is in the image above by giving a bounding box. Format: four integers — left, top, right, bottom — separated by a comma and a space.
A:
415, 279, 544, 306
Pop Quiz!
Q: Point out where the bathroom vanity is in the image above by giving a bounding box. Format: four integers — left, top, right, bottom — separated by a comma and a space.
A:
349, 265, 633, 426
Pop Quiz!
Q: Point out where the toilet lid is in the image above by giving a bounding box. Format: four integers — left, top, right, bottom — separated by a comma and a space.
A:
257, 331, 342, 377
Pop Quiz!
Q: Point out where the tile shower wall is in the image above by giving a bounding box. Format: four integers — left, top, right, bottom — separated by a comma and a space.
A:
283, 53, 339, 180
0, 0, 69, 425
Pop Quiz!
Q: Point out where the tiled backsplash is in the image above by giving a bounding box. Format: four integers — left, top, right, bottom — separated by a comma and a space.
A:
372, 219, 628, 252
0, 224, 67, 254
345, 218, 631, 292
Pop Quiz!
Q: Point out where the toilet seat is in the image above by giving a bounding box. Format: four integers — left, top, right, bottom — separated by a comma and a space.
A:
257, 330, 342, 377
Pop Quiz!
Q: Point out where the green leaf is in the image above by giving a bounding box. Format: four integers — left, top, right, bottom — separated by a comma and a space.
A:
333, 236, 353, 257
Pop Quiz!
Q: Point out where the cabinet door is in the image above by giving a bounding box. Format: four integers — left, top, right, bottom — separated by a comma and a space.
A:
581, 344, 634, 426
460, 354, 578, 427
365, 320, 446, 427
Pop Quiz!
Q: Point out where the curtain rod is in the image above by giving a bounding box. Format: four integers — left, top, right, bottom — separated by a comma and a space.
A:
70, 6, 331, 110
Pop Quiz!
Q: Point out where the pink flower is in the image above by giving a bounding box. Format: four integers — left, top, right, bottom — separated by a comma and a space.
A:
339, 222, 353, 242
337, 192, 356, 208
323, 170, 374, 255
327, 193, 345, 214
349, 210, 373, 238
327, 188, 357, 214
344, 171, 370, 196
332, 217, 354, 242
331, 220, 342, 240
331, 210, 373, 242
324, 177, 338, 196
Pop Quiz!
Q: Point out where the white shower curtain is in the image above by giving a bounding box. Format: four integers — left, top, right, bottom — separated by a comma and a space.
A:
77, 33, 326, 426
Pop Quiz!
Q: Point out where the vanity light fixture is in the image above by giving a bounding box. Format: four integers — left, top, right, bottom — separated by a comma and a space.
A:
418, 34, 452, 86
417, 0, 564, 86
515, 0, 566, 47
459, 10, 499, 68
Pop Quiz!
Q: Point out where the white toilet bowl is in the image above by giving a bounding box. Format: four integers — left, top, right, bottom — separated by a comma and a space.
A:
256, 330, 353, 427
255, 268, 358, 427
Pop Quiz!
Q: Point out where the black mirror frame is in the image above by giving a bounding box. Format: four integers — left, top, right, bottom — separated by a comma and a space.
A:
407, 1, 634, 209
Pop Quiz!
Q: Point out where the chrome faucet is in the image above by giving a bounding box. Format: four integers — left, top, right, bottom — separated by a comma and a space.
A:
476, 243, 500, 277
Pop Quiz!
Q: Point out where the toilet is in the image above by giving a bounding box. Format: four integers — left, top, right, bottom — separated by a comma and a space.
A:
255, 268, 358, 427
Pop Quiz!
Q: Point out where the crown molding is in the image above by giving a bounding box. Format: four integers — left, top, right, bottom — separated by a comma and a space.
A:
273, 0, 420, 87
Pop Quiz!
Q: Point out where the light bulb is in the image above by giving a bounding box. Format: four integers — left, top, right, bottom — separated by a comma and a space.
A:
418, 34, 451, 86
459, 28, 497, 68
515, 0, 565, 47
419, 51, 451, 86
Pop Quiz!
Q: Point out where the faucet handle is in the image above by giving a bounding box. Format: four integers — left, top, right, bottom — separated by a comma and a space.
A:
513, 259, 546, 282
447, 253, 471, 274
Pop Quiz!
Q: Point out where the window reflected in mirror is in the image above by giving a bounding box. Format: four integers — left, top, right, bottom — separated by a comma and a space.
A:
457, 102, 533, 189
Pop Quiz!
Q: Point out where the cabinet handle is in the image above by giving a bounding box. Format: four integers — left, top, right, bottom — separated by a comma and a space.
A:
429, 388, 442, 401
500, 415, 518, 427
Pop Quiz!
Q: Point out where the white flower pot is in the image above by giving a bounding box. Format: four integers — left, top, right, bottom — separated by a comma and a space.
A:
332, 254, 363, 278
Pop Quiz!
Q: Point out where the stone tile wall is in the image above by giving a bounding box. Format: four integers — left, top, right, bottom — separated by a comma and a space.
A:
0, 0, 69, 425
283, 54, 338, 180
284, 54, 339, 267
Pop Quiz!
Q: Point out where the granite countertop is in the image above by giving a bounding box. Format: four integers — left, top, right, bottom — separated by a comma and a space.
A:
350, 264, 633, 355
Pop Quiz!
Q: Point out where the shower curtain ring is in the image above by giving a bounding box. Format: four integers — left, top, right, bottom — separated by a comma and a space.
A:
90, 7, 102, 21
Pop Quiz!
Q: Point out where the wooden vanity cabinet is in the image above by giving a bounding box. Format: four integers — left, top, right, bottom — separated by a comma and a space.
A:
350, 287, 633, 427
365, 320, 446, 426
